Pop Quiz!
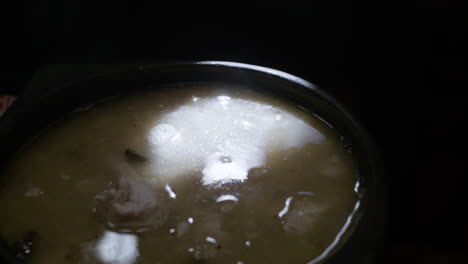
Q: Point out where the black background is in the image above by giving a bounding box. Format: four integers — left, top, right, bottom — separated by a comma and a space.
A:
2, 0, 467, 263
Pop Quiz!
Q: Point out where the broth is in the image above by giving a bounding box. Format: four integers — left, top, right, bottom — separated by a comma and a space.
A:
0, 84, 360, 263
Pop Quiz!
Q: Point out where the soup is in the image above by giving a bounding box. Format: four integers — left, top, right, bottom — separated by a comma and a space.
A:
0, 84, 361, 263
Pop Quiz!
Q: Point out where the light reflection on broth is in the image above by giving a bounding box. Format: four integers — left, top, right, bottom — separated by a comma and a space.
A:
0, 84, 360, 263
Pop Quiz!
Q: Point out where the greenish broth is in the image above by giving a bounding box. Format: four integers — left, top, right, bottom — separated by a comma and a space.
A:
0, 84, 359, 264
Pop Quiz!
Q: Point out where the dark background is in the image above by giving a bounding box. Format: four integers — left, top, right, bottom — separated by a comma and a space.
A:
2, 0, 467, 263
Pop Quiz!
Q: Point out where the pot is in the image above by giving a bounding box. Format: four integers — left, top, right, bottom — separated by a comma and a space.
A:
0, 61, 385, 264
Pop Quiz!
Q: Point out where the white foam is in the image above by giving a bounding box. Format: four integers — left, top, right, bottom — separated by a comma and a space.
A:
146, 96, 324, 186
95, 231, 139, 264
149, 124, 180, 146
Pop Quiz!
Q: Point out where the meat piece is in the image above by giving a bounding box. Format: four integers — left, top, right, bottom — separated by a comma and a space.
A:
95, 175, 167, 233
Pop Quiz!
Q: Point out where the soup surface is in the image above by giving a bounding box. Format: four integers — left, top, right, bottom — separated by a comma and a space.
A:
0, 84, 360, 263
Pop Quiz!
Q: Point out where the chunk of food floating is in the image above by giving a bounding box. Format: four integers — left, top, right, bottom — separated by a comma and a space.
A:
95, 175, 168, 233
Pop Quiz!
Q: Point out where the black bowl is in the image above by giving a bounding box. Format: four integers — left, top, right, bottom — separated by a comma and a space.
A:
0, 61, 385, 264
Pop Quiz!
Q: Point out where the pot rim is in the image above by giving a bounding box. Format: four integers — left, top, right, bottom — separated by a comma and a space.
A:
0, 61, 386, 264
